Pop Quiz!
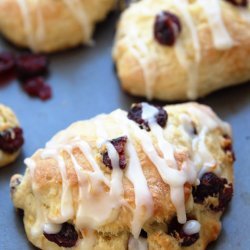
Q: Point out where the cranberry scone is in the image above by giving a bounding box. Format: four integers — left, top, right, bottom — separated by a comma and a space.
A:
0, 104, 24, 167
113, 0, 250, 101
0, 0, 115, 53
10, 102, 234, 249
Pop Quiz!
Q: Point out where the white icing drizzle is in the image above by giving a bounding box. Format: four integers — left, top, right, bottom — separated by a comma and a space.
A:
173, 0, 201, 63
198, 0, 234, 49
95, 114, 153, 238
187, 104, 230, 178
25, 157, 45, 236
70, 150, 118, 228
119, 4, 158, 101
192, 128, 216, 171
129, 38, 156, 100
183, 220, 201, 235
128, 236, 148, 250
113, 110, 194, 224
62, 0, 91, 44
113, 118, 153, 237
172, 0, 201, 99
25, 103, 230, 244
43, 223, 62, 234
41, 149, 74, 222
179, 113, 196, 137
34, 0, 46, 43
16, 0, 36, 50
141, 102, 159, 122
106, 142, 120, 168
141, 103, 177, 167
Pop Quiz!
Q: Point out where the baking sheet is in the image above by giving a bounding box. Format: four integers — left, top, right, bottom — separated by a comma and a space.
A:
0, 13, 249, 250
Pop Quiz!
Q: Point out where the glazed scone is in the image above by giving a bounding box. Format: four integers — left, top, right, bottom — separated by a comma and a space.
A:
0, 104, 24, 167
113, 0, 250, 101
0, 0, 115, 52
10, 102, 234, 249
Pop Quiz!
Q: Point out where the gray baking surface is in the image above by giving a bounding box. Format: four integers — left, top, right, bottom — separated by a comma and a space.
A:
0, 13, 249, 250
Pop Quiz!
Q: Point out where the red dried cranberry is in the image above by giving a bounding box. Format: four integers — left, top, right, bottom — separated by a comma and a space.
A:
44, 223, 78, 248
168, 217, 199, 247
128, 104, 146, 129
22, 77, 52, 101
0, 52, 16, 85
17, 208, 24, 217
127, 103, 168, 131
0, 127, 24, 154
192, 172, 224, 203
224, 0, 247, 7
156, 107, 168, 128
16, 54, 48, 79
139, 229, 148, 238
154, 11, 181, 46
102, 136, 127, 170
210, 183, 233, 212
193, 172, 233, 212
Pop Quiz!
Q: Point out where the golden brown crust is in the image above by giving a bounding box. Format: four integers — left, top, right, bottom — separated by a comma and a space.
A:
10, 102, 234, 249
0, 0, 115, 52
113, 0, 250, 101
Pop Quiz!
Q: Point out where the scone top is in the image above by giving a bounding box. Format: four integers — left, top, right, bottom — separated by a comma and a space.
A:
113, 0, 250, 101
10, 102, 234, 249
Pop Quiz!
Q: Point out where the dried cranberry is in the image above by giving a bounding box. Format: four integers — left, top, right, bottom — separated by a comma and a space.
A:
16, 54, 48, 79
0, 52, 16, 84
193, 172, 233, 212
102, 136, 127, 170
0, 127, 24, 154
139, 229, 148, 238
44, 223, 78, 248
22, 77, 52, 101
127, 103, 168, 131
168, 217, 199, 247
154, 11, 181, 46
17, 208, 24, 217
192, 172, 224, 203
210, 183, 233, 212
224, 0, 247, 7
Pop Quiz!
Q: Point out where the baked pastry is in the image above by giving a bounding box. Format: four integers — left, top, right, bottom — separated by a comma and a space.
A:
0, 0, 115, 53
0, 104, 24, 167
113, 0, 250, 101
10, 102, 234, 249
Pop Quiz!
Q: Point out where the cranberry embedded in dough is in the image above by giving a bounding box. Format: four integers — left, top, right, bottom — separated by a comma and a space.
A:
102, 136, 128, 170
154, 11, 182, 46
167, 216, 199, 247
0, 127, 24, 154
192, 172, 233, 211
127, 103, 168, 131
43, 223, 78, 248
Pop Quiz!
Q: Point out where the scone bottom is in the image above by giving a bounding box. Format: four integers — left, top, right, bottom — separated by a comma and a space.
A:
10, 102, 234, 249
